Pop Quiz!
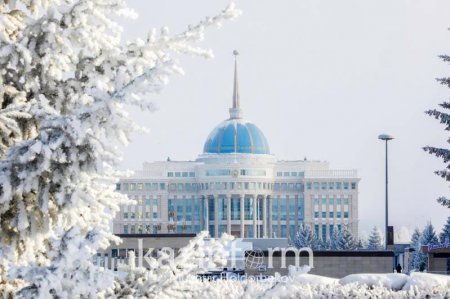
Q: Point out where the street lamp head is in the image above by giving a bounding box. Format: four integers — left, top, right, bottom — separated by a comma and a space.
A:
378, 134, 395, 141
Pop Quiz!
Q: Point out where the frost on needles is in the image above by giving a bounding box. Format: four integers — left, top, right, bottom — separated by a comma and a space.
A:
0, 1, 241, 297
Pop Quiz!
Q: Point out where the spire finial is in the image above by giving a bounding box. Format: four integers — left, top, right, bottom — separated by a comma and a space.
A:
229, 50, 243, 119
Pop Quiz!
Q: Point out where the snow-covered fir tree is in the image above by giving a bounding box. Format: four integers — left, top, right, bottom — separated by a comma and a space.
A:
439, 216, 450, 243
107, 232, 233, 298
408, 228, 422, 271
293, 224, 318, 249
411, 223, 439, 271
367, 226, 383, 250
0, 1, 240, 297
424, 56, 450, 208
330, 225, 357, 250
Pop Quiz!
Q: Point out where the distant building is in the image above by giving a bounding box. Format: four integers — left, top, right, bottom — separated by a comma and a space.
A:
114, 54, 360, 240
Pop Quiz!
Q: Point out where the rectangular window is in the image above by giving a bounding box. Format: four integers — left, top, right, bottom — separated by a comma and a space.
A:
321, 182, 327, 190
281, 225, 287, 238
240, 169, 267, 176
274, 183, 280, 191
123, 183, 129, 191
271, 198, 278, 221
277, 172, 282, 177
123, 212, 128, 219
123, 225, 128, 234
144, 183, 151, 190
307, 182, 312, 190
145, 199, 151, 205
280, 197, 287, 221
175, 172, 181, 177
291, 172, 298, 177
322, 224, 327, 241
288, 183, 294, 191
283, 172, 290, 177
322, 211, 327, 218
153, 212, 158, 219
337, 211, 342, 218
208, 198, 215, 221
182, 172, 188, 177
336, 182, 342, 190
160, 183, 165, 190
344, 211, 349, 218
231, 198, 240, 220
206, 169, 231, 176
288, 198, 296, 221
344, 182, 349, 190
329, 182, 334, 190
130, 212, 135, 219
218, 198, 227, 221
137, 183, 143, 190
115, 183, 121, 191
329, 211, 334, 218
168, 172, 173, 177
244, 198, 253, 220
130, 183, 136, 191
189, 172, 195, 177
351, 182, 357, 190
177, 183, 183, 191
169, 183, 176, 191
314, 211, 319, 218
315, 224, 319, 237
176, 199, 184, 221
313, 182, 320, 190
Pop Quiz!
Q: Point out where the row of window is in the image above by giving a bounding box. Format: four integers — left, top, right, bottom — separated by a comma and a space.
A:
122, 224, 201, 234
314, 211, 349, 219
273, 183, 303, 192
276, 171, 305, 177
117, 182, 166, 192
206, 169, 268, 177
117, 181, 357, 193
197, 181, 274, 191
313, 197, 350, 205
306, 181, 357, 191
167, 171, 196, 178
123, 211, 159, 220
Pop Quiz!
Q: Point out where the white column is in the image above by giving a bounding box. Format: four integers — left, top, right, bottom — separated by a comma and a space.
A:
227, 195, 231, 234
214, 195, 219, 237
240, 196, 244, 238
263, 195, 267, 238
204, 196, 209, 231
252, 195, 257, 238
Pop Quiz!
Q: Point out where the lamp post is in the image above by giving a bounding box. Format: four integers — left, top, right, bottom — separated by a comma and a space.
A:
378, 134, 395, 250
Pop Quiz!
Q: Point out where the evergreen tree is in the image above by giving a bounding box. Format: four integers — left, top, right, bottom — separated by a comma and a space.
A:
338, 225, 358, 250
424, 62, 450, 208
293, 224, 318, 249
330, 225, 357, 250
367, 226, 383, 250
412, 223, 439, 271
439, 216, 450, 243
409, 228, 422, 271
0, 1, 240, 297
330, 226, 341, 250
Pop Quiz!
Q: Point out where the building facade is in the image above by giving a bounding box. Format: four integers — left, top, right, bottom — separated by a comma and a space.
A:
114, 55, 360, 240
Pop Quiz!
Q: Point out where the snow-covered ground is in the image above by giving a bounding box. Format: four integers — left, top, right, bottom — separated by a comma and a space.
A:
185, 271, 450, 299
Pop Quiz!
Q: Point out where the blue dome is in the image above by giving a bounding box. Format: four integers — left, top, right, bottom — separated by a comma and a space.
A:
203, 119, 270, 154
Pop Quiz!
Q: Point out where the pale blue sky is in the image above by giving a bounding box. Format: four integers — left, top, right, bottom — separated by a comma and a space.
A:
120, 0, 450, 239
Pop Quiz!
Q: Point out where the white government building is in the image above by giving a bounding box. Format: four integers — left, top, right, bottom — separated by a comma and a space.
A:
114, 54, 360, 240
